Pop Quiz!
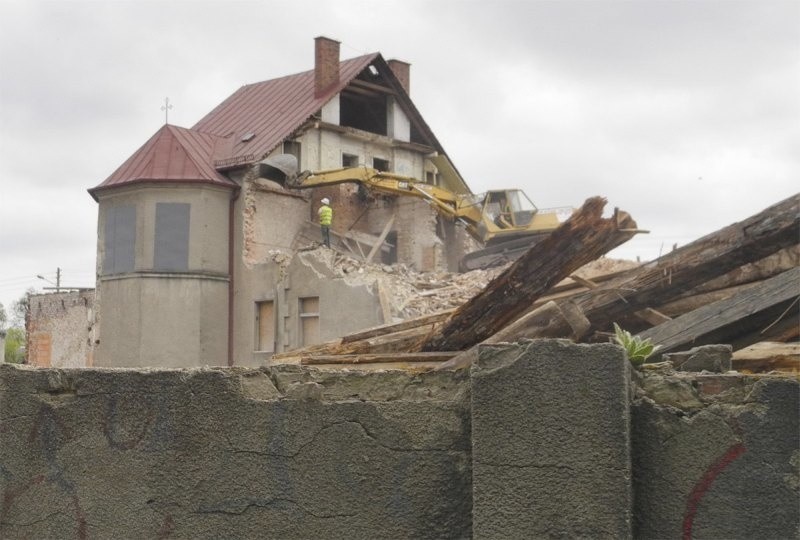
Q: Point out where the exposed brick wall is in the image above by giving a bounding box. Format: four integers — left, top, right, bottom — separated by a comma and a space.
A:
387, 59, 410, 94
242, 169, 309, 267
26, 290, 95, 368
314, 36, 340, 97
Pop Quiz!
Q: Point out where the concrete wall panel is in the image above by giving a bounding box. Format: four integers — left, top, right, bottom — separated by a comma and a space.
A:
0, 364, 471, 539
632, 372, 800, 539
471, 339, 632, 539
1, 342, 798, 538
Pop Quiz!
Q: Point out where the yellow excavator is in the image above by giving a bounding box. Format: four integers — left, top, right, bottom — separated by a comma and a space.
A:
262, 155, 573, 271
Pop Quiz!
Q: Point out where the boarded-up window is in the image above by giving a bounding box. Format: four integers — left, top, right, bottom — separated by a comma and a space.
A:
256, 300, 275, 352
154, 203, 190, 271
299, 296, 320, 346
103, 205, 136, 275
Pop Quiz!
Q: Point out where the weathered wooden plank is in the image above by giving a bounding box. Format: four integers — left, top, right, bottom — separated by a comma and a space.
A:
421, 197, 641, 351
273, 324, 441, 361
301, 352, 457, 365
731, 342, 799, 372
365, 214, 395, 263
340, 310, 454, 343
637, 267, 800, 357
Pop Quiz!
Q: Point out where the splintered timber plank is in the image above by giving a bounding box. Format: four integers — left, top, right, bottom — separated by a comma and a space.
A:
301, 352, 457, 365
421, 197, 641, 351
732, 342, 800, 372
340, 310, 454, 343
273, 325, 439, 360
572, 194, 799, 333
637, 267, 800, 356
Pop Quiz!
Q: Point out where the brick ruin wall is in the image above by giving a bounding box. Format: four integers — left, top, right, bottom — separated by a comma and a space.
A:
1, 340, 797, 539
25, 291, 95, 368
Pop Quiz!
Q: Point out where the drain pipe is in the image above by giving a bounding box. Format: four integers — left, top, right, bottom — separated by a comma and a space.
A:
227, 187, 241, 367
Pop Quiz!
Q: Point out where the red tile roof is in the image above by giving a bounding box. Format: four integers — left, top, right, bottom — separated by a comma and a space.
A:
89, 124, 237, 200
193, 53, 380, 167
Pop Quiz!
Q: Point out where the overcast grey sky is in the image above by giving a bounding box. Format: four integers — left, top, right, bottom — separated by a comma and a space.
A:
1, 0, 798, 316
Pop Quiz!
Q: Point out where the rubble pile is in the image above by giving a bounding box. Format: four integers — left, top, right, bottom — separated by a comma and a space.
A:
298, 246, 639, 320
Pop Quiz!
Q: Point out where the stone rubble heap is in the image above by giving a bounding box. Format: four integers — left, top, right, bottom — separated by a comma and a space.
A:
298, 247, 639, 320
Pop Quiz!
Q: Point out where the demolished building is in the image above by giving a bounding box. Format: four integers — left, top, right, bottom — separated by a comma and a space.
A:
85, 37, 479, 368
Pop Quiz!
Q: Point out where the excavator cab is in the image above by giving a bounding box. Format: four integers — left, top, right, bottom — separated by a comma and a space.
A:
482, 190, 538, 229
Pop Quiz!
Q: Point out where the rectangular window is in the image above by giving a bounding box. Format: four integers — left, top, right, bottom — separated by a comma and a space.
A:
283, 140, 302, 167
298, 296, 320, 346
256, 300, 275, 352
342, 153, 359, 167
373, 157, 390, 172
154, 203, 190, 272
103, 205, 136, 275
426, 171, 442, 186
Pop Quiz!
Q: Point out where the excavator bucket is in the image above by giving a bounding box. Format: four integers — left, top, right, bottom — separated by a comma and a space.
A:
259, 154, 299, 182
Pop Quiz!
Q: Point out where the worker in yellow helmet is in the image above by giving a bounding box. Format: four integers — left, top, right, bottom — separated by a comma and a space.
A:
318, 197, 333, 248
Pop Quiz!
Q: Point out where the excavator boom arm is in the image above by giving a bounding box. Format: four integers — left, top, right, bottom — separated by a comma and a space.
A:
288, 167, 470, 223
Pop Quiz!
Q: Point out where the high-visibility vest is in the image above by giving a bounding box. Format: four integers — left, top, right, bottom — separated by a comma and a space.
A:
318, 205, 333, 226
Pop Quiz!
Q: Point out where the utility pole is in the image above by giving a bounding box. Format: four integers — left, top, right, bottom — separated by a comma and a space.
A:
36, 268, 62, 292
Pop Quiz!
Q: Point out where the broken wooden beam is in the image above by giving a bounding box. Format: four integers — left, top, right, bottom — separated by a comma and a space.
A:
731, 342, 799, 373
272, 323, 440, 361
565, 195, 800, 341
340, 310, 453, 343
637, 267, 799, 359
420, 197, 641, 351
301, 352, 457, 365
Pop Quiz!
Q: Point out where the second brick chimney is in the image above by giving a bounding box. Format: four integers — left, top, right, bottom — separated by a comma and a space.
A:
315, 36, 340, 97
387, 59, 411, 95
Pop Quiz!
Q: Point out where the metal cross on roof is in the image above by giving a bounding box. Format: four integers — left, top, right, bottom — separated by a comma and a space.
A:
161, 97, 173, 124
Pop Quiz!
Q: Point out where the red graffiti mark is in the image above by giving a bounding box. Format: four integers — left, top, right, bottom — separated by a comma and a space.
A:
157, 513, 175, 539
71, 494, 88, 540
1, 474, 45, 521
682, 443, 746, 540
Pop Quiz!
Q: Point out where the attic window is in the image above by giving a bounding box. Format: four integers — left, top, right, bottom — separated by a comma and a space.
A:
368, 65, 379, 76
241, 133, 255, 142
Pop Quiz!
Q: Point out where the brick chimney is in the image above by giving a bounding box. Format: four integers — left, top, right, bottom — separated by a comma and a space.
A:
388, 59, 411, 95
315, 36, 340, 97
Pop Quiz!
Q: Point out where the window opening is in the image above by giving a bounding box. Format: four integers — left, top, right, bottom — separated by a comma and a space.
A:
283, 140, 302, 168
342, 153, 359, 167
298, 296, 320, 346
381, 231, 398, 265
373, 158, 390, 172
340, 91, 387, 135
255, 300, 275, 353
